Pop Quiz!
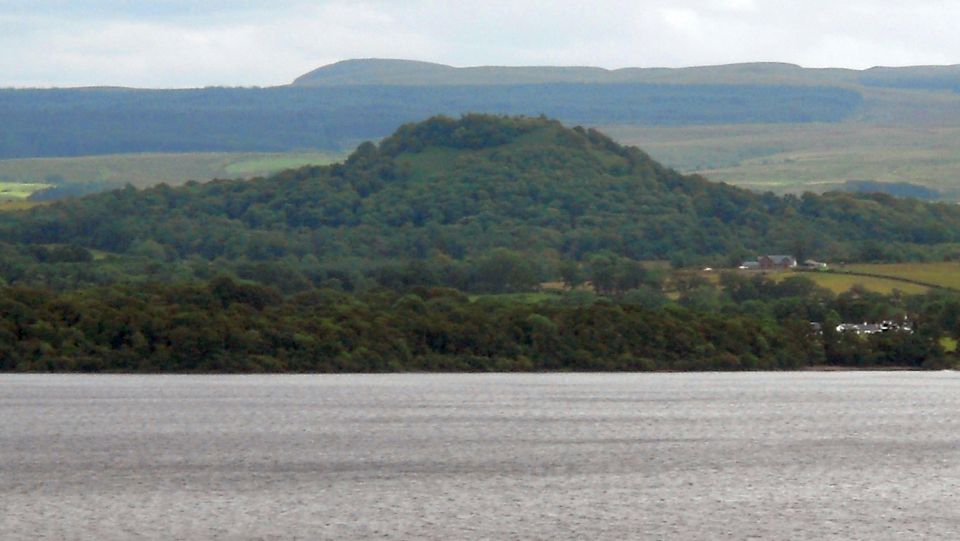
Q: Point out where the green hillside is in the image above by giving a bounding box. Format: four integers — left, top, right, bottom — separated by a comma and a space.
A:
4, 58, 960, 203
2, 115, 960, 293
606, 123, 960, 198
0, 151, 341, 201
3, 114, 960, 373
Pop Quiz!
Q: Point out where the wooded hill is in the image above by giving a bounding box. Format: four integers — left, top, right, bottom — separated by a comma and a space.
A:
1, 115, 959, 292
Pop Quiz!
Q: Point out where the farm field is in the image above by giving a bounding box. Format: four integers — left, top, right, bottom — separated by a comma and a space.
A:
0, 151, 343, 200
841, 262, 960, 290
605, 123, 960, 199
780, 271, 929, 295
0, 181, 50, 201
696, 268, 933, 295
0, 200, 45, 211
731, 261, 960, 295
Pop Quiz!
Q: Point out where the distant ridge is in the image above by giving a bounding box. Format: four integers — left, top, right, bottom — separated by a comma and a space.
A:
292, 58, 848, 86
292, 58, 960, 88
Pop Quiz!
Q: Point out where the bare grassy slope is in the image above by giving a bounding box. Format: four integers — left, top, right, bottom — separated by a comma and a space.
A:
605, 122, 960, 198
0, 151, 341, 200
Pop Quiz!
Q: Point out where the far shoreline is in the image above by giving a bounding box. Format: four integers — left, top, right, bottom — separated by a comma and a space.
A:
0, 367, 948, 375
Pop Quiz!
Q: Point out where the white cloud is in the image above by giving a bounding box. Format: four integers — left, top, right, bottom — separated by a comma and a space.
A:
659, 8, 703, 37
1, 0, 959, 87
711, 0, 757, 11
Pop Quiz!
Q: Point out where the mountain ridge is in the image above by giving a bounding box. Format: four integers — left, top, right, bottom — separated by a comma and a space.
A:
292, 58, 960, 88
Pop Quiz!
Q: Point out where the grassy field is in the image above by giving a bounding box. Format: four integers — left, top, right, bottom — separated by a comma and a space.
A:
786, 272, 930, 295
697, 267, 932, 295
3, 120, 958, 203
718, 261, 960, 295
604, 122, 960, 199
841, 262, 960, 290
222, 153, 342, 176
0, 151, 343, 200
0, 181, 50, 200
0, 200, 46, 211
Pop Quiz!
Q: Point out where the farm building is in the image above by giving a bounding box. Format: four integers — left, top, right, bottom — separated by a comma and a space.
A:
739, 255, 797, 270
758, 255, 797, 269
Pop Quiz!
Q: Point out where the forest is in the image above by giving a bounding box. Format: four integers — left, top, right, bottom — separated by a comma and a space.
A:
2, 114, 960, 372
2, 272, 955, 373
2, 115, 960, 292
0, 84, 862, 158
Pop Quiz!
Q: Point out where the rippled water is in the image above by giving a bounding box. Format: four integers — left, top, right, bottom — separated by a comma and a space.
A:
3, 372, 960, 540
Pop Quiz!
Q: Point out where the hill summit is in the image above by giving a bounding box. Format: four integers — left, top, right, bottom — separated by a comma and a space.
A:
2, 114, 960, 291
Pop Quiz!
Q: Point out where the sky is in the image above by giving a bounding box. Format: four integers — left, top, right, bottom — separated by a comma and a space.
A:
2, 0, 959, 88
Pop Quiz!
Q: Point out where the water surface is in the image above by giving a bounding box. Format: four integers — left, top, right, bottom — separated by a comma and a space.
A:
3, 372, 960, 540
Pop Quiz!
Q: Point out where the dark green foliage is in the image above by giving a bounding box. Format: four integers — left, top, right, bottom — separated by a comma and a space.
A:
838, 180, 942, 201
28, 180, 123, 201
2, 114, 960, 296
1, 272, 951, 373
0, 114, 958, 373
0, 84, 862, 159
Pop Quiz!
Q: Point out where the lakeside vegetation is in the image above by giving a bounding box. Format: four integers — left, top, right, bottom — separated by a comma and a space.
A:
2, 272, 954, 373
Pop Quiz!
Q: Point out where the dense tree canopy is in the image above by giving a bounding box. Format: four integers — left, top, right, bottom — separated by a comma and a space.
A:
1, 114, 959, 293
1, 114, 959, 372
2, 270, 954, 373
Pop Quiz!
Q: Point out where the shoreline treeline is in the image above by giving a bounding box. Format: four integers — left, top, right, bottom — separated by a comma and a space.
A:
2, 274, 953, 373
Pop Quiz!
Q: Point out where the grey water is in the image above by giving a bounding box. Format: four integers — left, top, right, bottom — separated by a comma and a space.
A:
3, 373, 960, 540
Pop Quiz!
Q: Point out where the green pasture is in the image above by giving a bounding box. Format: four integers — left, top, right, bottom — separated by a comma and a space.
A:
842, 262, 960, 290
605, 123, 960, 199
797, 272, 929, 295
0, 181, 50, 201
0, 151, 343, 199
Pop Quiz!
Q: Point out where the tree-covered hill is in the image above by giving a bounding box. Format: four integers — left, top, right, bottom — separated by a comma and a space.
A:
1, 115, 960, 292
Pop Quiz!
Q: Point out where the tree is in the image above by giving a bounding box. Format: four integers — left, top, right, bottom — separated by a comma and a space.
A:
559, 261, 583, 290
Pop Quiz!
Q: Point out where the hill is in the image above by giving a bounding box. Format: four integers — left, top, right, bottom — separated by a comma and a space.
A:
1, 115, 960, 293
3, 115, 959, 373
5, 58, 960, 203
292, 58, 960, 89
293, 59, 835, 86
0, 83, 861, 161
0, 151, 340, 202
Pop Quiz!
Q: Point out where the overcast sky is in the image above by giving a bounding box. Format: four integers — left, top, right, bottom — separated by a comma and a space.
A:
2, 0, 958, 88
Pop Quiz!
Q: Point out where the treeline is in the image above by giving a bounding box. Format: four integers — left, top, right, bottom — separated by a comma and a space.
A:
838, 180, 942, 201
1, 271, 954, 373
27, 180, 122, 201
0, 84, 862, 158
